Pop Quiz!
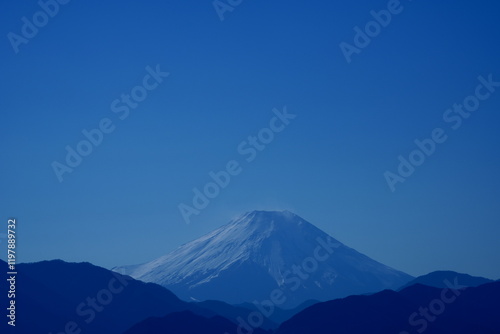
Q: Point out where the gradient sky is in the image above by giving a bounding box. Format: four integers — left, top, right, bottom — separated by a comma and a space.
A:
1, 0, 499, 280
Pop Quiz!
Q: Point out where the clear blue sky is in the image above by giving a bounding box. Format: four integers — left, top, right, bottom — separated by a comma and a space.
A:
1, 0, 499, 279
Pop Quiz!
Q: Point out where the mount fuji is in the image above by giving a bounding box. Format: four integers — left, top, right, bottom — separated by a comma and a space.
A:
114, 210, 413, 308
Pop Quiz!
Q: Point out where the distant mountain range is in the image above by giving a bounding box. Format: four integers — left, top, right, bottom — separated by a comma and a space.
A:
276, 281, 500, 334
3, 257, 497, 334
2, 210, 498, 333
0, 259, 273, 334
114, 280, 500, 333
123, 310, 272, 334
397, 270, 494, 290
114, 210, 413, 308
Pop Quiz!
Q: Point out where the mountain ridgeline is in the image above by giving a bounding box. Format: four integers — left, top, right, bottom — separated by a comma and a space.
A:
2, 210, 498, 333
2, 258, 498, 334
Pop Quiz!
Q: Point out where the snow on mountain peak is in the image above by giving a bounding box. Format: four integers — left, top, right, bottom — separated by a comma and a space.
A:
114, 210, 413, 307
119, 210, 331, 284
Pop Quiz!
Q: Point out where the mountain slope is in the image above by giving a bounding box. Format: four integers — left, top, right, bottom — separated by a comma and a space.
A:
397, 270, 493, 290
193, 300, 278, 330
123, 310, 272, 334
276, 281, 500, 334
235, 299, 320, 324
0, 259, 270, 334
115, 210, 413, 308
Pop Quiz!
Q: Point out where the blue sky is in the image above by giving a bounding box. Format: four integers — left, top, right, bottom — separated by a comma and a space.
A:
1, 0, 500, 279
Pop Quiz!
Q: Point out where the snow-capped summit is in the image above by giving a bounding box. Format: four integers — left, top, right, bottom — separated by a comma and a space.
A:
114, 210, 413, 308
